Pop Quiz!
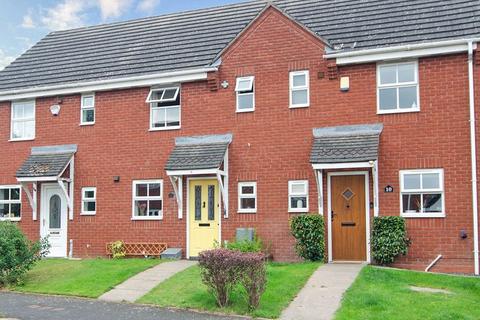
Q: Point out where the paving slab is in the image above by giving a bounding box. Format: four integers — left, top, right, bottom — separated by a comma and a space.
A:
99, 260, 197, 303
280, 263, 364, 320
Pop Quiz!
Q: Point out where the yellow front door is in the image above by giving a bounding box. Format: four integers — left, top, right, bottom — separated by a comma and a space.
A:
188, 179, 220, 257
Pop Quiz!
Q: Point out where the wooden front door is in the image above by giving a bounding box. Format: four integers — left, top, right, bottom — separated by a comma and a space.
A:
331, 174, 367, 261
188, 179, 220, 257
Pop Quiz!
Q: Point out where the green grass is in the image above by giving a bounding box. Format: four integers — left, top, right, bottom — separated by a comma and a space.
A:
335, 266, 480, 320
138, 262, 320, 318
13, 258, 161, 298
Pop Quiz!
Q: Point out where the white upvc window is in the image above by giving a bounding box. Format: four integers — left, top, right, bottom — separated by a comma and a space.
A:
400, 169, 445, 218
80, 93, 95, 125
0, 185, 21, 221
146, 87, 181, 130
289, 70, 310, 108
377, 61, 419, 114
81, 187, 96, 215
11, 100, 35, 141
132, 180, 163, 220
288, 180, 309, 212
238, 182, 257, 213
235, 76, 255, 112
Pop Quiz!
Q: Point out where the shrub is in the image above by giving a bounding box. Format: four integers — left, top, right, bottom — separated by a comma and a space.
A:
198, 249, 244, 307
226, 237, 262, 253
290, 214, 325, 261
238, 252, 266, 310
0, 222, 49, 287
372, 216, 410, 265
109, 241, 126, 259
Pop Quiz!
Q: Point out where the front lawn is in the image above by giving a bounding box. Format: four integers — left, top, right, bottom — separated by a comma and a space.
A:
138, 262, 320, 318
335, 266, 480, 320
13, 258, 161, 298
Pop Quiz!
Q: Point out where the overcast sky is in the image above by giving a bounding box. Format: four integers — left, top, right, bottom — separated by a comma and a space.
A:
0, 0, 249, 70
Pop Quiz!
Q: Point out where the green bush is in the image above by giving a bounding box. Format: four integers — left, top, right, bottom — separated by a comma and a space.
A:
0, 222, 49, 287
109, 240, 126, 259
372, 216, 410, 265
290, 214, 325, 261
226, 237, 262, 253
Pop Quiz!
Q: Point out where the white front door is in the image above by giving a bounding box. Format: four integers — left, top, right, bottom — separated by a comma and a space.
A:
41, 184, 68, 258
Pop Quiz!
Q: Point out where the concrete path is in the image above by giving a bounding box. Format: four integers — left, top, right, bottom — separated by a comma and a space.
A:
0, 292, 244, 320
99, 260, 197, 303
280, 263, 364, 320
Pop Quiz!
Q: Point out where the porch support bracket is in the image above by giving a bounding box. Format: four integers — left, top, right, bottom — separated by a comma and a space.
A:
169, 176, 183, 219
21, 182, 37, 221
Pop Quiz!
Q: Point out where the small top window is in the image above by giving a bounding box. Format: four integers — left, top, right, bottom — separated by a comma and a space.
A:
377, 62, 419, 113
81, 94, 95, 125
235, 76, 255, 112
146, 87, 180, 103
11, 100, 35, 140
147, 87, 181, 130
290, 71, 310, 108
238, 182, 257, 213
81, 187, 96, 215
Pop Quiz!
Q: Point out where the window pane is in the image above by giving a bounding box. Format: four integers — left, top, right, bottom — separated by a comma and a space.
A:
404, 174, 421, 190
83, 96, 94, 107
49, 195, 61, 229
0, 204, 9, 217
13, 105, 23, 119
208, 185, 215, 221
84, 190, 95, 199
152, 108, 165, 128
134, 200, 148, 216
10, 203, 20, 218
151, 90, 163, 101
292, 89, 308, 105
290, 196, 307, 209
136, 184, 148, 197
380, 65, 397, 84
0, 189, 9, 200
398, 86, 417, 109
24, 121, 35, 138
12, 122, 23, 139
291, 183, 306, 194
149, 183, 161, 197
398, 64, 415, 83
292, 74, 306, 87
85, 201, 96, 212
236, 78, 253, 92
423, 194, 442, 213
166, 107, 180, 127
238, 93, 254, 110
195, 186, 201, 220
82, 109, 95, 123
422, 173, 440, 189
162, 88, 178, 100
11, 188, 20, 200
241, 197, 256, 210
241, 186, 254, 194
148, 200, 162, 216
402, 194, 421, 213
379, 88, 397, 110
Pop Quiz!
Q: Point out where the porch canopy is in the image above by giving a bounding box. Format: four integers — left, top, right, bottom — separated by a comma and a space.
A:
310, 124, 383, 216
16, 144, 77, 221
165, 133, 232, 219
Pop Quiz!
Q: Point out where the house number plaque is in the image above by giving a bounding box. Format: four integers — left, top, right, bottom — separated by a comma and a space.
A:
384, 185, 394, 193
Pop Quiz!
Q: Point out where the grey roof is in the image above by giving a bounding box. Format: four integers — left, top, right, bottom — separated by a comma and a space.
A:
311, 124, 383, 164
165, 134, 232, 171
16, 144, 77, 178
1, 0, 479, 92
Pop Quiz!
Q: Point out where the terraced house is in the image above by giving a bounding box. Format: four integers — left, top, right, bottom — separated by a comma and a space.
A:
0, 0, 479, 274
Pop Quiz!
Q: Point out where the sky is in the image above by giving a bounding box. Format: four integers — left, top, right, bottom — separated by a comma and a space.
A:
0, 0, 249, 70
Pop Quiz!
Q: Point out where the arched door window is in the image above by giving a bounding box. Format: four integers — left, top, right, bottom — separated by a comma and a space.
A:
49, 195, 61, 229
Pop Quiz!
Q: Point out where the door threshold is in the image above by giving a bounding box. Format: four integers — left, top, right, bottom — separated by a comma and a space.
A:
330, 260, 367, 264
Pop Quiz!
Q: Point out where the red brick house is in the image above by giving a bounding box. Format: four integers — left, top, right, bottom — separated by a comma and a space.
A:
0, 0, 479, 274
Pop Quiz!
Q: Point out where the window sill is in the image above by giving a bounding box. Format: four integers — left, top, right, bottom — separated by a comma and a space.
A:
0, 218, 21, 222
80, 212, 96, 216
238, 210, 256, 214
80, 122, 95, 126
131, 216, 163, 221
401, 213, 445, 218
9, 137, 35, 142
377, 108, 420, 115
289, 209, 309, 214
289, 104, 309, 109
149, 126, 181, 132
236, 109, 255, 113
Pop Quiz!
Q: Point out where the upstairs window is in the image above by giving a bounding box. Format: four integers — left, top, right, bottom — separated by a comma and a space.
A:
377, 62, 419, 113
238, 182, 257, 213
288, 180, 309, 212
290, 71, 309, 108
235, 76, 255, 112
132, 180, 163, 220
400, 169, 444, 218
0, 186, 21, 221
11, 100, 35, 140
81, 93, 95, 125
146, 87, 180, 130
81, 187, 96, 215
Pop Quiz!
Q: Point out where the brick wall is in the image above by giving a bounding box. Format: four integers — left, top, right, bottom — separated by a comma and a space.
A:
0, 7, 477, 273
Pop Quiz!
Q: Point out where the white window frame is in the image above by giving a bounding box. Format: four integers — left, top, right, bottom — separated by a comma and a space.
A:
400, 169, 445, 218
238, 182, 257, 213
10, 100, 35, 141
80, 187, 96, 215
147, 87, 181, 131
377, 61, 420, 114
0, 185, 22, 221
80, 93, 95, 125
289, 70, 310, 108
235, 76, 255, 113
132, 180, 163, 220
288, 180, 309, 213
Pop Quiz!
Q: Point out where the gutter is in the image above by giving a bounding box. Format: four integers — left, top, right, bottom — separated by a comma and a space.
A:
0, 67, 218, 102
468, 40, 479, 276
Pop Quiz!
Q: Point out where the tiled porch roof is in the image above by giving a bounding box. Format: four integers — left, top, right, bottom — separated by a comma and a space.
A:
16, 145, 77, 178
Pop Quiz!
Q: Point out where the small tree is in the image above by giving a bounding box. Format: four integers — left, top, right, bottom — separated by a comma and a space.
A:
290, 214, 325, 261
372, 216, 410, 265
238, 252, 266, 310
0, 222, 49, 287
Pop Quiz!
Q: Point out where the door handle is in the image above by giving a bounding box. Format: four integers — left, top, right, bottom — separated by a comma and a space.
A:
203, 201, 206, 208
